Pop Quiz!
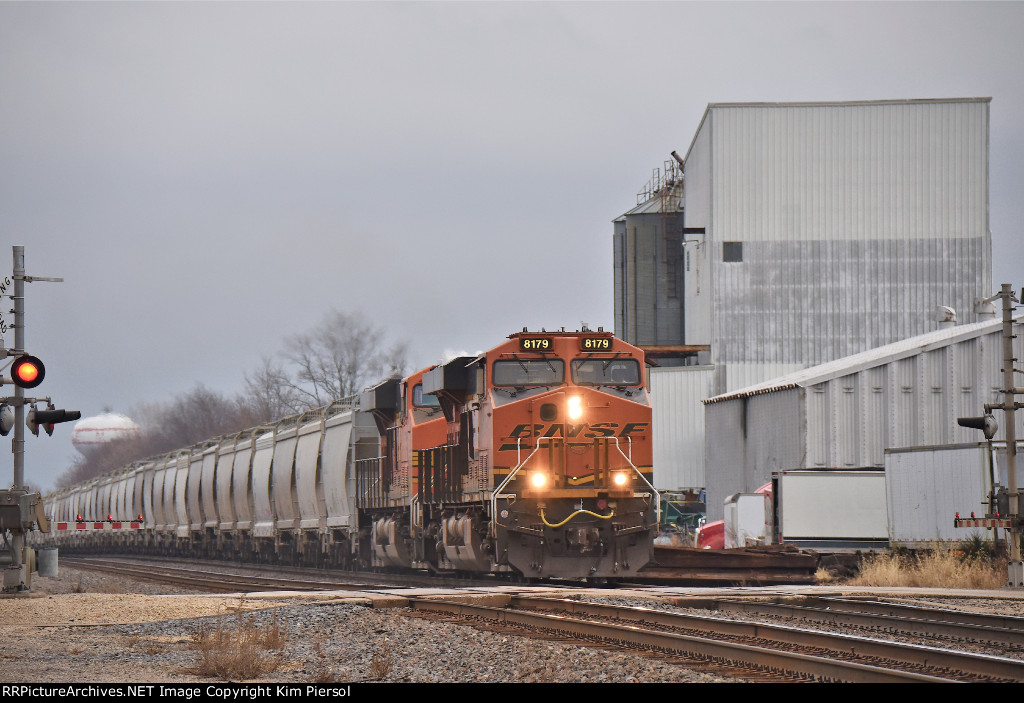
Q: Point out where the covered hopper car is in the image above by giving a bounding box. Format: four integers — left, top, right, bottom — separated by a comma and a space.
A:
42, 330, 659, 580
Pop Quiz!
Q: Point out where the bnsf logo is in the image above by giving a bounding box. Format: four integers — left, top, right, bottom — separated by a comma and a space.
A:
499, 422, 647, 451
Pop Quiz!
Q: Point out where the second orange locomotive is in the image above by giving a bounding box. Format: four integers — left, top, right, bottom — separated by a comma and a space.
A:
359, 329, 658, 579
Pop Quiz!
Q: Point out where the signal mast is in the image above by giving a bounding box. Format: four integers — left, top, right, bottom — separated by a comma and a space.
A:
0, 246, 79, 592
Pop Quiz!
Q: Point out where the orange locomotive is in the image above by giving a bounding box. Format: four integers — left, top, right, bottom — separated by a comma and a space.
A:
359, 330, 658, 579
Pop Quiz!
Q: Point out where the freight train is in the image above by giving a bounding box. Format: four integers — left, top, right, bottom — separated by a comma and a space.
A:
41, 330, 659, 580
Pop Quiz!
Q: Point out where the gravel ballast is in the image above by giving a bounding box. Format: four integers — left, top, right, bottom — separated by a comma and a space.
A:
1, 568, 728, 683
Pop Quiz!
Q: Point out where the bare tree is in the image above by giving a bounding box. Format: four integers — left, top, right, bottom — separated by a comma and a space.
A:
54, 309, 407, 489
281, 309, 407, 408
242, 356, 304, 421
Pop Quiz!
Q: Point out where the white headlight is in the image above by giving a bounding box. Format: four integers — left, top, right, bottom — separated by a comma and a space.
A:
568, 396, 583, 420
613, 472, 629, 487
531, 472, 548, 488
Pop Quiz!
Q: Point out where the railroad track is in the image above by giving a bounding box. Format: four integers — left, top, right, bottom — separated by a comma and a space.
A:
409, 595, 1024, 683
675, 595, 1024, 653
58, 555, 530, 591
56, 556, 1024, 682
58, 557, 381, 592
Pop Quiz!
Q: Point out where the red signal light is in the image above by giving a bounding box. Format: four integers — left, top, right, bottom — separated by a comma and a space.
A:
11, 355, 45, 389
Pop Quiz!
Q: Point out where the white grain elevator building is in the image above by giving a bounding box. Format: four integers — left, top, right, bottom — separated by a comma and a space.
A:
615, 98, 993, 493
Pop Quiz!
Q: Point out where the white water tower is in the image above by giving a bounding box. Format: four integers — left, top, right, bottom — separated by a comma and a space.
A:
70, 413, 141, 455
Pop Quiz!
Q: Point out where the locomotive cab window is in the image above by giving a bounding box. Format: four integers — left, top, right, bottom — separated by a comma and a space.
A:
572, 359, 641, 386
492, 359, 564, 386
412, 384, 440, 408
411, 383, 441, 424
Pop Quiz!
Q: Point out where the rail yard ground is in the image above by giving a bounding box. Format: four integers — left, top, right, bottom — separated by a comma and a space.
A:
1, 566, 729, 684
4, 565, 1024, 684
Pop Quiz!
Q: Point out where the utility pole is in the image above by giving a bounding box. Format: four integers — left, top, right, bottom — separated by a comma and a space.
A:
1, 246, 76, 592
7, 246, 29, 587
955, 283, 1023, 586
992, 284, 1022, 585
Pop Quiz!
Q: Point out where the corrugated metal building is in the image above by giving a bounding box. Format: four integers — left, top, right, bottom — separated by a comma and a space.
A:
685, 98, 992, 394
702, 313, 1024, 521
618, 98, 993, 493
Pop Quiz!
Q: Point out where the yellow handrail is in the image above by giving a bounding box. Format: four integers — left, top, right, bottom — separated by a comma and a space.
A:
540, 507, 615, 528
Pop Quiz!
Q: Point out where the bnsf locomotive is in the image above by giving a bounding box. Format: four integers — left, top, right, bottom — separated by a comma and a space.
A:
42, 330, 659, 580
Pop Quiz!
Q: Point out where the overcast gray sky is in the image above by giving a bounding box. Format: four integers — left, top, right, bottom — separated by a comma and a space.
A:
2, 1, 1022, 491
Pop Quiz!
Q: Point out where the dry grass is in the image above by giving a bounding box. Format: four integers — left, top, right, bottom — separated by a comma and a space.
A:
814, 567, 838, 584
186, 611, 289, 680
848, 546, 1007, 589
369, 645, 393, 681
311, 667, 340, 683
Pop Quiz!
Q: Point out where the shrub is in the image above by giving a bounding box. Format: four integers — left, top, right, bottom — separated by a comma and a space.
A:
187, 611, 288, 680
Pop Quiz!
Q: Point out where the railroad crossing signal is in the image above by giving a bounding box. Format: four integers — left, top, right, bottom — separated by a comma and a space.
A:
0, 405, 12, 436
26, 404, 80, 437
10, 355, 45, 389
957, 414, 998, 440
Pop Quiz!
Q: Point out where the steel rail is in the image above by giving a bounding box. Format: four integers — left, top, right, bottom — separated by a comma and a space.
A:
59, 557, 385, 592
713, 597, 1024, 649
820, 596, 1024, 637
409, 597, 958, 683
58, 554, 513, 590
509, 595, 1024, 682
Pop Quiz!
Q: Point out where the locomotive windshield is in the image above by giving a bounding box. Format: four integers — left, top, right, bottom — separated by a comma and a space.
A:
571, 358, 641, 386
492, 359, 564, 386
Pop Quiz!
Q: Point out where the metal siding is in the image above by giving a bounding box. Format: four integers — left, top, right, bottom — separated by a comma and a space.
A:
807, 384, 827, 466
174, 453, 189, 538
132, 468, 145, 522
747, 390, 804, 495
704, 400, 743, 521
294, 421, 324, 530
705, 100, 990, 380
251, 433, 275, 538
864, 368, 886, 463
886, 444, 992, 546
683, 116, 712, 346
231, 439, 255, 530
613, 226, 625, 338
994, 444, 1024, 489
712, 101, 988, 243
151, 464, 166, 529
160, 459, 177, 533
321, 412, 355, 528
122, 475, 136, 520
141, 462, 156, 528
200, 448, 218, 529
650, 366, 713, 490
272, 426, 299, 531
216, 438, 238, 530
706, 320, 1024, 515
187, 453, 205, 531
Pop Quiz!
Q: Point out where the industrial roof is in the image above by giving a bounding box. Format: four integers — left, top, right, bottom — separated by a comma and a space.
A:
704, 312, 1023, 405
682, 97, 992, 165
614, 189, 684, 221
